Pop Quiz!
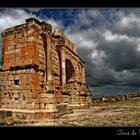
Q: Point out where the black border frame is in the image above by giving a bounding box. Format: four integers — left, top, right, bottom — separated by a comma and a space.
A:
0, 0, 140, 7
0, 0, 140, 137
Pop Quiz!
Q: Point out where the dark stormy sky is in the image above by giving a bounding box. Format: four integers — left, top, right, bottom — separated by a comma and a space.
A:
0, 8, 140, 87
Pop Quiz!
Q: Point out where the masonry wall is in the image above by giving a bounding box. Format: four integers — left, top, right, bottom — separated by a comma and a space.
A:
0, 18, 92, 121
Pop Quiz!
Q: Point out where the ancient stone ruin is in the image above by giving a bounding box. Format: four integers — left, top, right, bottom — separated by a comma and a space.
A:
0, 18, 92, 121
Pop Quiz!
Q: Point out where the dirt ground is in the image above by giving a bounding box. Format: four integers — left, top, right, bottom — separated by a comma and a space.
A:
19, 97, 140, 127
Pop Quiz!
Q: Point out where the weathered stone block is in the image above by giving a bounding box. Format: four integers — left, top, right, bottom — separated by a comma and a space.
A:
46, 94, 55, 99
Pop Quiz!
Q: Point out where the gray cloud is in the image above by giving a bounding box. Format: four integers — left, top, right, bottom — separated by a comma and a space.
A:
97, 37, 140, 71
0, 9, 34, 32
111, 12, 140, 38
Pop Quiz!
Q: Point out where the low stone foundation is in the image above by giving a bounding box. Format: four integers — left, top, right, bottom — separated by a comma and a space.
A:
0, 106, 73, 124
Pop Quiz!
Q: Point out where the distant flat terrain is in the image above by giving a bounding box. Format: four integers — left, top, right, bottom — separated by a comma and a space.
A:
18, 97, 140, 126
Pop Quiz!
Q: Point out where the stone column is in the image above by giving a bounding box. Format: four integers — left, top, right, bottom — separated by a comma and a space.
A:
46, 34, 53, 91
41, 21, 53, 92
61, 46, 66, 86
82, 65, 86, 84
